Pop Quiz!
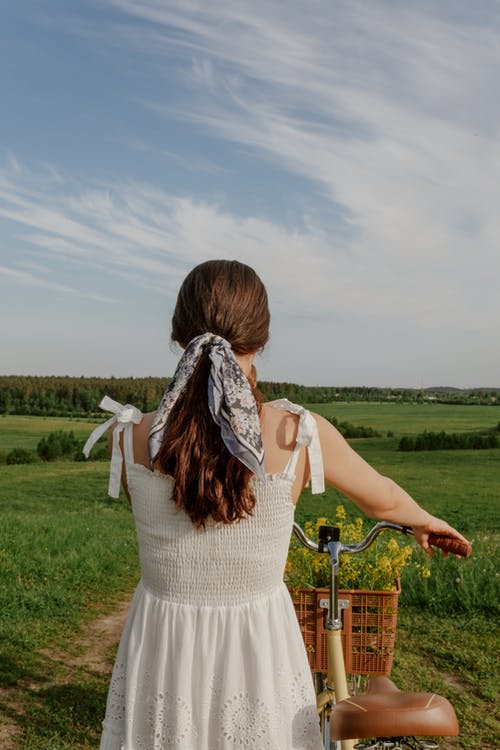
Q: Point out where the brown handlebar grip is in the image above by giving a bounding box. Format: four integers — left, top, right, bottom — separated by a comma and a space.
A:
428, 533, 472, 558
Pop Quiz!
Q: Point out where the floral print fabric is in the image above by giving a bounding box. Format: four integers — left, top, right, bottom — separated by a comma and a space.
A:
148, 333, 265, 479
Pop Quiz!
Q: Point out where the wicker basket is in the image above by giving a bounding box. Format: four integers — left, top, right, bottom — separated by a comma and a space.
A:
291, 584, 400, 675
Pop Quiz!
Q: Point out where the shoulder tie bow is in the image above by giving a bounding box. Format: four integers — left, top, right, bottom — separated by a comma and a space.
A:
267, 398, 325, 494
82, 396, 143, 497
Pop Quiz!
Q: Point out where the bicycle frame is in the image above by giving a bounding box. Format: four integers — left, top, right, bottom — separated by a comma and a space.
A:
293, 521, 414, 750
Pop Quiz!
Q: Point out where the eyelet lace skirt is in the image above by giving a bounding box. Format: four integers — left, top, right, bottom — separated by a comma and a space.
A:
99, 580, 322, 750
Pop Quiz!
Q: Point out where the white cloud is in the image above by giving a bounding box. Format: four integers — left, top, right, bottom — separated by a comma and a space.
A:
101, 0, 500, 328
0, 156, 496, 329
191, 57, 216, 91
1, 157, 498, 385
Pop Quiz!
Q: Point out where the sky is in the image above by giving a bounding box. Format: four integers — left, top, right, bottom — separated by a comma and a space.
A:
1, 0, 499, 388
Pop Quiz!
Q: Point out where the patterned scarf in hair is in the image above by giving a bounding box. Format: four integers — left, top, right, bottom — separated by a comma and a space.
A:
149, 333, 265, 479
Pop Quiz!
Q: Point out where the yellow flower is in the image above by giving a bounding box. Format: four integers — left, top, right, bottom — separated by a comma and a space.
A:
335, 505, 347, 522
286, 507, 422, 592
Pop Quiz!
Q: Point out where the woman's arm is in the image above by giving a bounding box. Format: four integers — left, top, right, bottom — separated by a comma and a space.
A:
313, 413, 469, 555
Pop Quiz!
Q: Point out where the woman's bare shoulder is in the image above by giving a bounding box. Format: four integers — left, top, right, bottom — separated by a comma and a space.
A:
261, 402, 300, 450
129, 412, 155, 466
138, 411, 156, 430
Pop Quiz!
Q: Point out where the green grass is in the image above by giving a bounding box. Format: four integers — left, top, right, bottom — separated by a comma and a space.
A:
6, 675, 110, 750
0, 461, 138, 687
306, 401, 500, 434
391, 611, 499, 750
0, 415, 101, 454
297, 441, 499, 531
295, 471, 498, 619
0, 410, 499, 749
0, 453, 138, 749
295, 437, 499, 622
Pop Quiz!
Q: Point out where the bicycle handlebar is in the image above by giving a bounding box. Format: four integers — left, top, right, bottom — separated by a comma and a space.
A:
292, 522, 471, 558
427, 533, 471, 557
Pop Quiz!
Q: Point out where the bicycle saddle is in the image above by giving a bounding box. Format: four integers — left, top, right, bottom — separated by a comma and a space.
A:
329, 676, 459, 741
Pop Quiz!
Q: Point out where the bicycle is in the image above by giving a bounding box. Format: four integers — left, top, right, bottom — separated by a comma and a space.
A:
293, 520, 471, 750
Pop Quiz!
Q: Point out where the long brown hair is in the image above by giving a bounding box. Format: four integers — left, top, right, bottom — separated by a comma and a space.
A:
156, 260, 270, 527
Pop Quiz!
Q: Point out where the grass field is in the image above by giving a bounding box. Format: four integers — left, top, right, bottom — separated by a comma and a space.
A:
0, 405, 498, 749
0, 415, 100, 457
307, 401, 500, 434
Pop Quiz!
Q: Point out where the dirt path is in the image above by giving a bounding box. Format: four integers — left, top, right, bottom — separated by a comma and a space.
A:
39, 598, 131, 677
0, 598, 130, 749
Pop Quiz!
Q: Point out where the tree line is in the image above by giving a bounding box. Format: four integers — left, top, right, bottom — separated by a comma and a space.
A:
325, 416, 381, 439
0, 376, 499, 417
398, 428, 500, 452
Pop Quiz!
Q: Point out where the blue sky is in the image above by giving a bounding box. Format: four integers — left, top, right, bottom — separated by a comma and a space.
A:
1, 0, 499, 387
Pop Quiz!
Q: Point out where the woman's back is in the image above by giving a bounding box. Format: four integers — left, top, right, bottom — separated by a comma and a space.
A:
94, 398, 324, 750
120, 400, 320, 605
128, 465, 295, 606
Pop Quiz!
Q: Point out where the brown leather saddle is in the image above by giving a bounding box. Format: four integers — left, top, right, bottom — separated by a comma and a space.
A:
329, 676, 459, 742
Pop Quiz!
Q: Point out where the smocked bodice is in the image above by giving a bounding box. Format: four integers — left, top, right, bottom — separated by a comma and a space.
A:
127, 463, 296, 606
83, 396, 325, 608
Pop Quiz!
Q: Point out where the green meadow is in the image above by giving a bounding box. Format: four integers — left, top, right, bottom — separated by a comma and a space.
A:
0, 416, 100, 457
0, 404, 498, 749
309, 400, 500, 433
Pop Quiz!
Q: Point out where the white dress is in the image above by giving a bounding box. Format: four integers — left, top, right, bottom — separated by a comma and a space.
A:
91, 398, 324, 750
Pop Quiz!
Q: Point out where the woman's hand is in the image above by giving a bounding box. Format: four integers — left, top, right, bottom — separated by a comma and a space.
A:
412, 515, 471, 557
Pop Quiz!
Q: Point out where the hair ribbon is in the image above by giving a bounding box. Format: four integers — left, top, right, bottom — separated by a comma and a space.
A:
148, 333, 265, 479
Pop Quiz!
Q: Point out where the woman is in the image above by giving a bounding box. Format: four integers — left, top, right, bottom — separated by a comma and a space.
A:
85, 259, 468, 750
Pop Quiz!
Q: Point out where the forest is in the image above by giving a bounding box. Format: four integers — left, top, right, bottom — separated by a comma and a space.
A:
0, 375, 499, 417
